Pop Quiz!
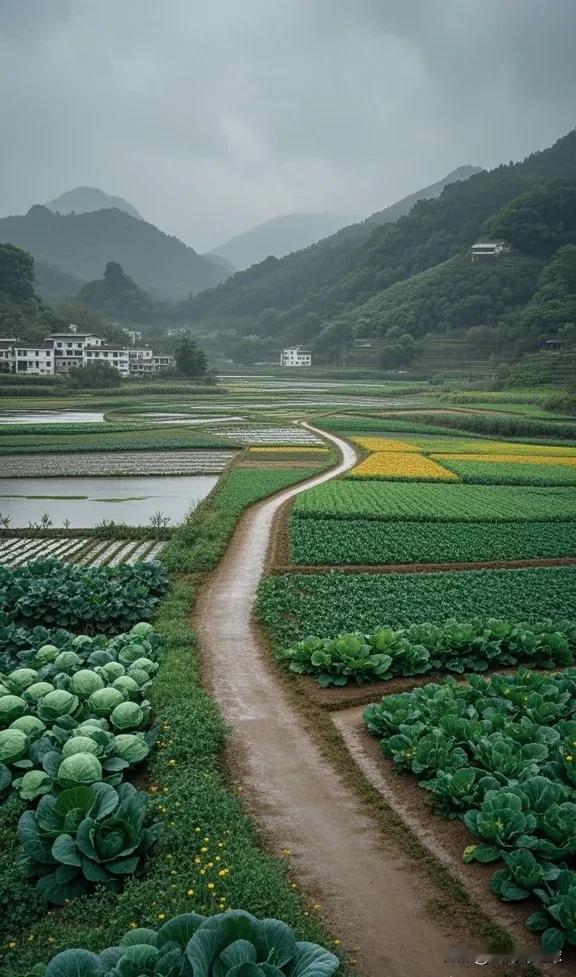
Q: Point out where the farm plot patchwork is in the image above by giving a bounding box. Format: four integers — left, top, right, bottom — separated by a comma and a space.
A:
214, 467, 321, 517
0, 536, 166, 568
0, 451, 236, 478
256, 566, 576, 644
293, 480, 576, 522
289, 518, 576, 566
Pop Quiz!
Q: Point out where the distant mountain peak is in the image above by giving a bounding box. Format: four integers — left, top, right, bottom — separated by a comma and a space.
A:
210, 212, 357, 271
45, 186, 143, 221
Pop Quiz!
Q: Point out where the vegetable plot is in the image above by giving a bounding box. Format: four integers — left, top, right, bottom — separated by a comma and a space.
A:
282, 618, 576, 686
293, 481, 576, 522
30, 910, 339, 977
289, 517, 576, 565
432, 458, 576, 486
0, 537, 167, 569
348, 452, 457, 481
0, 622, 160, 903
257, 567, 576, 643
364, 669, 576, 952
0, 559, 167, 632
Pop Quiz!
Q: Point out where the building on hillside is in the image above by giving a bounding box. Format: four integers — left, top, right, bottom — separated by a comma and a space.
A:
280, 346, 312, 367
152, 354, 176, 372
83, 344, 130, 377
0, 338, 18, 372
124, 329, 143, 345
128, 347, 155, 376
471, 240, 511, 261
13, 343, 55, 375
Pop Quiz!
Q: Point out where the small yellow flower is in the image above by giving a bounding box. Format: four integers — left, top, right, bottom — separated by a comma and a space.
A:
195, 857, 202, 865
200, 869, 206, 875
207, 882, 215, 890
200, 846, 208, 853
195, 827, 201, 833
28, 935, 35, 942
158, 913, 166, 921
8, 942, 16, 949
218, 869, 229, 877
129, 922, 138, 929
47, 937, 55, 944
187, 889, 195, 896
333, 939, 341, 945
203, 836, 209, 842
168, 759, 176, 767
281, 848, 292, 856
312, 903, 321, 910
207, 862, 214, 868
217, 842, 224, 848
567, 755, 574, 762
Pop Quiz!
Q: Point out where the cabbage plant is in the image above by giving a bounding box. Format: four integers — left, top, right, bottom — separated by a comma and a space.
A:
33, 910, 339, 976
18, 782, 156, 904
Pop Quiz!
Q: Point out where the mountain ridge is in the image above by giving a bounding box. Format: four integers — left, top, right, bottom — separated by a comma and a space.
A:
46, 186, 143, 220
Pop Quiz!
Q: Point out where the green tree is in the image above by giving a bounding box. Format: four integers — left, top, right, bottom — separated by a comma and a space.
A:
67, 361, 122, 389
174, 335, 208, 377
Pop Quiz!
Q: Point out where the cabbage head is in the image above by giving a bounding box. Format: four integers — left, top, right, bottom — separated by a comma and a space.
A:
129, 658, 158, 676
0, 694, 27, 723
37, 689, 81, 723
112, 675, 141, 699
57, 753, 103, 789
35, 644, 60, 663
24, 681, 55, 703
7, 668, 38, 692
61, 736, 102, 759
69, 669, 105, 699
14, 768, 54, 801
110, 701, 145, 731
87, 687, 125, 718
0, 728, 28, 764
114, 733, 149, 765
54, 651, 83, 673
11, 715, 46, 739
98, 662, 125, 682
130, 622, 154, 639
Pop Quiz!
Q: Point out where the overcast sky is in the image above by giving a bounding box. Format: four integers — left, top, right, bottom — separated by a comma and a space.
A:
1, 0, 575, 252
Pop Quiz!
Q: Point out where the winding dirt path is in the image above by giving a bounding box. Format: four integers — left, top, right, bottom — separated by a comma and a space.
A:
194, 426, 471, 976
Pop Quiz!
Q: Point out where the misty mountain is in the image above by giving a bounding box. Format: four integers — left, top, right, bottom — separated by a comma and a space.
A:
211, 213, 356, 271
78, 261, 155, 323
0, 205, 231, 301
0, 243, 64, 341
34, 261, 86, 303
184, 129, 576, 362
46, 186, 143, 220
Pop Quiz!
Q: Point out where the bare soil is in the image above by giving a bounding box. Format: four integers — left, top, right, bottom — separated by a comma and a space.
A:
193, 425, 520, 977
272, 556, 576, 575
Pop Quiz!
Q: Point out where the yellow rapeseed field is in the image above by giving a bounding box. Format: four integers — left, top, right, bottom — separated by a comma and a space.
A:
352, 436, 419, 453
350, 451, 458, 480
433, 453, 576, 467
413, 439, 576, 456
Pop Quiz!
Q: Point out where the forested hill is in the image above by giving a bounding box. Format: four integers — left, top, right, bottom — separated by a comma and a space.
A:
0, 205, 230, 301
0, 243, 64, 340
183, 129, 576, 359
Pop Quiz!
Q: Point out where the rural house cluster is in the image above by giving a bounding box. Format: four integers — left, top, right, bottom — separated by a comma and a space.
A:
0, 326, 175, 377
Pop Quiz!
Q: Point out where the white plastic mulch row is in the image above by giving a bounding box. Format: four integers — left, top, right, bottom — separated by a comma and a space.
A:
0, 537, 166, 568
0, 451, 237, 478
210, 426, 323, 445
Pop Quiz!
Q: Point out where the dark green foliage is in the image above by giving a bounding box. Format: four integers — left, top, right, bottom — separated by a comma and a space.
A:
289, 517, 576, 565
174, 334, 208, 378
0, 243, 36, 302
0, 243, 65, 342
0, 560, 167, 632
67, 361, 122, 389
79, 261, 155, 323
283, 619, 576, 686
257, 567, 576, 644
487, 181, 576, 257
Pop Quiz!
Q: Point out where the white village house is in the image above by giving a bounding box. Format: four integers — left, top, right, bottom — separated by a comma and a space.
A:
0, 325, 175, 376
471, 240, 512, 260
280, 346, 312, 367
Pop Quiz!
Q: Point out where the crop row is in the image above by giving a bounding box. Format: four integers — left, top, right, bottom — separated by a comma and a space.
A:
289, 516, 576, 565
364, 669, 576, 951
283, 618, 576, 686
0, 451, 236, 479
256, 566, 576, 644
213, 466, 321, 517
294, 481, 576, 522
210, 425, 324, 445
0, 432, 237, 455
433, 458, 576, 486
0, 536, 166, 568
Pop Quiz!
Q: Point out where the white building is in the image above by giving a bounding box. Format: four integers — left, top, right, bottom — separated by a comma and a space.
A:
13, 343, 55, 375
152, 354, 176, 372
83, 344, 130, 377
471, 240, 511, 260
280, 346, 312, 367
129, 347, 155, 376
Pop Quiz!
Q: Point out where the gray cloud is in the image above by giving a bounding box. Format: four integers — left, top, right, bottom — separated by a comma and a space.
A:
0, 0, 574, 251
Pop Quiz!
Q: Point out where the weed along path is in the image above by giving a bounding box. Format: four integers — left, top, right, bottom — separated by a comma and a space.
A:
194, 426, 468, 976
